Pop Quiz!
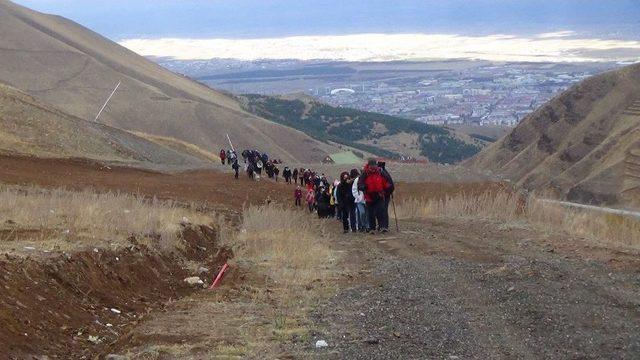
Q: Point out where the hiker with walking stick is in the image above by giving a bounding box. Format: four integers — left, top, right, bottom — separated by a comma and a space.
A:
359, 159, 392, 234
377, 161, 396, 232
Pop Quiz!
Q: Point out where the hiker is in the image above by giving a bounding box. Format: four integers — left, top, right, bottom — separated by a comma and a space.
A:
232, 159, 240, 179
273, 165, 280, 182
359, 159, 391, 233
219, 149, 227, 165
247, 162, 255, 179
337, 171, 357, 233
283, 167, 292, 184
306, 188, 316, 213
378, 161, 395, 231
332, 179, 341, 221
351, 169, 368, 232
316, 185, 332, 219
294, 186, 303, 207
299, 168, 306, 186
329, 181, 337, 218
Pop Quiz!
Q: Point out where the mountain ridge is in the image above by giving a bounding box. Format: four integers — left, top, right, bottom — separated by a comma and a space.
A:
470, 62, 640, 206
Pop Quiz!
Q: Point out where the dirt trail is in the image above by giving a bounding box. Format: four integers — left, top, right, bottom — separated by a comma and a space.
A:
310, 219, 640, 359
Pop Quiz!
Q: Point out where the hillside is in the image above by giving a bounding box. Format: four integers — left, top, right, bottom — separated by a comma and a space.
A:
0, 82, 214, 165
0, 0, 338, 163
470, 63, 640, 206
241, 94, 485, 164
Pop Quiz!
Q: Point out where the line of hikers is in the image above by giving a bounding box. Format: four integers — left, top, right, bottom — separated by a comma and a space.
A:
218, 148, 395, 233
219, 148, 286, 181
294, 159, 395, 234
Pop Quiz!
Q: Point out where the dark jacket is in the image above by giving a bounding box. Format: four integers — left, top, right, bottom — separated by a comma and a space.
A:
337, 180, 355, 206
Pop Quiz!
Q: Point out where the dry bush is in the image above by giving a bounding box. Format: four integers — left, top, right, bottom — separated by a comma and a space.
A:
527, 199, 640, 247
238, 204, 334, 293
232, 204, 337, 350
398, 191, 640, 248
396, 191, 521, 221
0, 185, 211, 249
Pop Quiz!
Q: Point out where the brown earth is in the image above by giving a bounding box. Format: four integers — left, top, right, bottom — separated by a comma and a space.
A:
0, 224, 232, 358
0, 154, 291, 212
470, 62, 640, 207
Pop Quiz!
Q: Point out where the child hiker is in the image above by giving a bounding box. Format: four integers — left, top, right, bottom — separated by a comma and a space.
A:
294, 186, 303, 207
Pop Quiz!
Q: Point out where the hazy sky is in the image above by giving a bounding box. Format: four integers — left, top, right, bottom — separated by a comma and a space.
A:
13, 1, 640, 62
14, 0, 640, 40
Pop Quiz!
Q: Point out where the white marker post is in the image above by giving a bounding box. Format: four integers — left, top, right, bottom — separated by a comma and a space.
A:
226, 133, 235, 152
94, 81, 121, 122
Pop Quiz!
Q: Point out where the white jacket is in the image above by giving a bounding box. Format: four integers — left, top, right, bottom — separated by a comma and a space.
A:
352, 177, 365, 204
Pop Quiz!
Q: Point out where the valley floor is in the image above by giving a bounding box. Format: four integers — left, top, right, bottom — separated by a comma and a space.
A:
1, 154, 639, 358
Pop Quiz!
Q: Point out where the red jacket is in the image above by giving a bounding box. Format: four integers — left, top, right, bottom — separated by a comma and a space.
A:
362, 165, 389, 203
294, 189, 303, 199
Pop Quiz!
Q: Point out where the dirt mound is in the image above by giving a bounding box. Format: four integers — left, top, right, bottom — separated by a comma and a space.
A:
470, 62, 640, 206
0, 224, 231, 358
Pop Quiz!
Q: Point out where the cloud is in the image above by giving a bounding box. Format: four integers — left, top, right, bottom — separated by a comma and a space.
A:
536, 31, 577, 39
119, 33, 640, 63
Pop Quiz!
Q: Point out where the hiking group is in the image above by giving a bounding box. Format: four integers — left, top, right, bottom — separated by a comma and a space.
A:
219, 147, 395, 234
219, 148, 286, 181
294, 159, 395, 234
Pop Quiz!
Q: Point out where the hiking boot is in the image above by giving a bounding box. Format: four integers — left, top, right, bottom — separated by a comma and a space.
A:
368, 230, 377, 235
380, 228, 389, 234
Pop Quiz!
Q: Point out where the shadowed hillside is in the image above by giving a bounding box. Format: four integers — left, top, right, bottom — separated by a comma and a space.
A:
0, 0, 339, 163
470, 63, 640, 206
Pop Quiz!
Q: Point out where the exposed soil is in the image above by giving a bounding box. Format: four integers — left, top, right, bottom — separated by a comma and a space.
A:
0, 154, 291, 211
0, 224, 231, 358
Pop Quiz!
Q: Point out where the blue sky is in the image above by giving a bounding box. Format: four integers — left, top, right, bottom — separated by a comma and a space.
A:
13, 0, 640, 40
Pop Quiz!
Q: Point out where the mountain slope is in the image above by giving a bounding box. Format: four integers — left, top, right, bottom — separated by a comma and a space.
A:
241, 94, 485, 164
470, 63, 640, 206
0, 82, 214, 165
0, 0, 338, 162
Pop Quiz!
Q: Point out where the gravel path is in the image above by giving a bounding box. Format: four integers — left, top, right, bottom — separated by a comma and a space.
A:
309, 219, 640, 359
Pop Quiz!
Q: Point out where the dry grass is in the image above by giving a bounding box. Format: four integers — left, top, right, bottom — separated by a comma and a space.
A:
398, 191, 640, 248
0, 185, 212, 251
239, 205, 334, 290
130, 131, 220, 163
209, 204, 338, 357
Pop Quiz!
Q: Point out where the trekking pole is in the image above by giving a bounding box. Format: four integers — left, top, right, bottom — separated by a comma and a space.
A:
391, 194, 400, 233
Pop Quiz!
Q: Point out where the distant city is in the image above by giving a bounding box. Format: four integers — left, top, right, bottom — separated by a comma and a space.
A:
157, 59, 621, 128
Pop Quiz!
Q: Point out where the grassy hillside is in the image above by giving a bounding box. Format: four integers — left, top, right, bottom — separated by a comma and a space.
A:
241, 94, 483, 164
0, 82, 211, 165
0, 0, 340, 163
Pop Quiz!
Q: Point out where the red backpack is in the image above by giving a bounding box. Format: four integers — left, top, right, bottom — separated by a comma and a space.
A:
364, 167, 387, 195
